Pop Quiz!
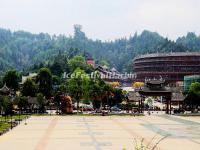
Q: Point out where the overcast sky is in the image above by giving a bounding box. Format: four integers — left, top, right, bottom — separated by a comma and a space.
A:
0, 0, 200, 40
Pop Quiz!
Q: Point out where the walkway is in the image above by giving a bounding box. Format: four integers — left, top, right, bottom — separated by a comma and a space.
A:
0, 115, 200, 150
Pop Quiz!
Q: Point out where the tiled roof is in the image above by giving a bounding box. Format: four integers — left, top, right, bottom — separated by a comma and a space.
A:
135, 52, 200, 60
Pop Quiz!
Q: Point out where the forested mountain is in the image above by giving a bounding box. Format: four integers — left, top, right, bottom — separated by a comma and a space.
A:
0, 25, 200, 74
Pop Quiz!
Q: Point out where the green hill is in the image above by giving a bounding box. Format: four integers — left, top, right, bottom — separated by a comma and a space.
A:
0, 25, 200, 74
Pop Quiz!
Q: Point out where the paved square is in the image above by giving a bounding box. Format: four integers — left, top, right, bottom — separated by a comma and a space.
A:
0, 115, 200, 150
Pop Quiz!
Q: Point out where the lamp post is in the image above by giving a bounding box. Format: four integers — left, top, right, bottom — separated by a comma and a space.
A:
18, 109, 20, 124
24, 114, 27, 125
49, 102, 53, 116
10, 114, 13, 129
50, 103, 51, 116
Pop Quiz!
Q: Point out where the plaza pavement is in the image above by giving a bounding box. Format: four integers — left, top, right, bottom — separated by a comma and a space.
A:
0, 115, 200, 150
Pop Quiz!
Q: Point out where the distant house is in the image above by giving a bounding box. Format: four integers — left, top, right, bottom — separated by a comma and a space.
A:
171, 86, 185, 107
127, 91, 141, 103
20, 73, 37, 85
0, 84, 13, 96
84, 52, 95, 67
95, 65, 121, 80
111, 67, 119, 74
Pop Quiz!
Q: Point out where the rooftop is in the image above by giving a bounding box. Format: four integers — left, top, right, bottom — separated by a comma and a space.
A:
134, 52, 200, 60
0, 84, 11, 94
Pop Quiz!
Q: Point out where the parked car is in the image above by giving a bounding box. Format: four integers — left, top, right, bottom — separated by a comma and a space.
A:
83, 105, 94, 111
111, 106, 121, 112
95, 109, 102, 113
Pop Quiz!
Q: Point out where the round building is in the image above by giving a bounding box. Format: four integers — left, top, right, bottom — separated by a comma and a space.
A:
133, 52, 200, 82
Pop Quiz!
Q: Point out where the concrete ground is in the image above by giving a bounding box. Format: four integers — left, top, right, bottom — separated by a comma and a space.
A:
0, 115, 200, 150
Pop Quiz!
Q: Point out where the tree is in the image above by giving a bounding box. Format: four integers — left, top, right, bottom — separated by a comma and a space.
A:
50, 61, 63, 76
22, 78, 37, 96
88, 77, 114, 109
112, 88, 124, 106
68, 68, 89, 113
110, 82, 120, 88
133, 82, 144, 89
189, 82, 200, 96
37, 93, 46, 113
1, 96, 13, 115
87, 80, 102, 109
49, 53, 69, 76
103, 84, 114, 108
0, 78, 3, 88
67, 48, 82, 59
3, 70, 19, 91
68, 55, 87, 72
18, 96, 29, 111
74, 24, 86, 40
37, 68, 52, 98
184, 82, 200, 111
59, 83, 67, 94
54, 92, 62, 113
99, 60, 110, 68
88, 80, 114, 109
146, 97, 153, 108
52, 75, 61, 93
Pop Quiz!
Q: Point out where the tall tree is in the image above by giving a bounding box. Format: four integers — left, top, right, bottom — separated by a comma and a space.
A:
3, 70, 19, 91
74, 24, 86, 40
1, 96, 13, 115
68, 68, 89, 112
87, 80, 101, 109
37, 68, 52, 98
37, 93, 46, 113
18, 96, 29, 111
184, 82, 200, 111
22, 78, 37, 97
103, 84, 114, 107
68, 55, 86, 72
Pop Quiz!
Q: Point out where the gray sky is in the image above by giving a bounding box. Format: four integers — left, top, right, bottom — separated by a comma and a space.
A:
0, 0, 200, 40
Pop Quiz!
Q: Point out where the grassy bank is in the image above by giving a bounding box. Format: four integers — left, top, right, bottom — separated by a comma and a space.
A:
0, 122, 10, 132
0, 115, 29, 135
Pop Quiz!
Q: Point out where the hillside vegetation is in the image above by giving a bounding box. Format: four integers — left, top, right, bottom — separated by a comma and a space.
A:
0, 25, 200, 74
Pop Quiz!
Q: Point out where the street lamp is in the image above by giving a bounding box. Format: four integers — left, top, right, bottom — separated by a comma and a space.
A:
49, 102, 53, 116
24, 112, 27, 125
18, 109, 21, 124
10, 114, 13, 129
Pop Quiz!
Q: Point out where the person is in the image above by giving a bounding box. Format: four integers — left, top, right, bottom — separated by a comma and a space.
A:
148, 110, 151, 115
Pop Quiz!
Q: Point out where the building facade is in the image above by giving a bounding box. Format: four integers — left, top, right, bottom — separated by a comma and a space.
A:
134, 52, 200, 82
